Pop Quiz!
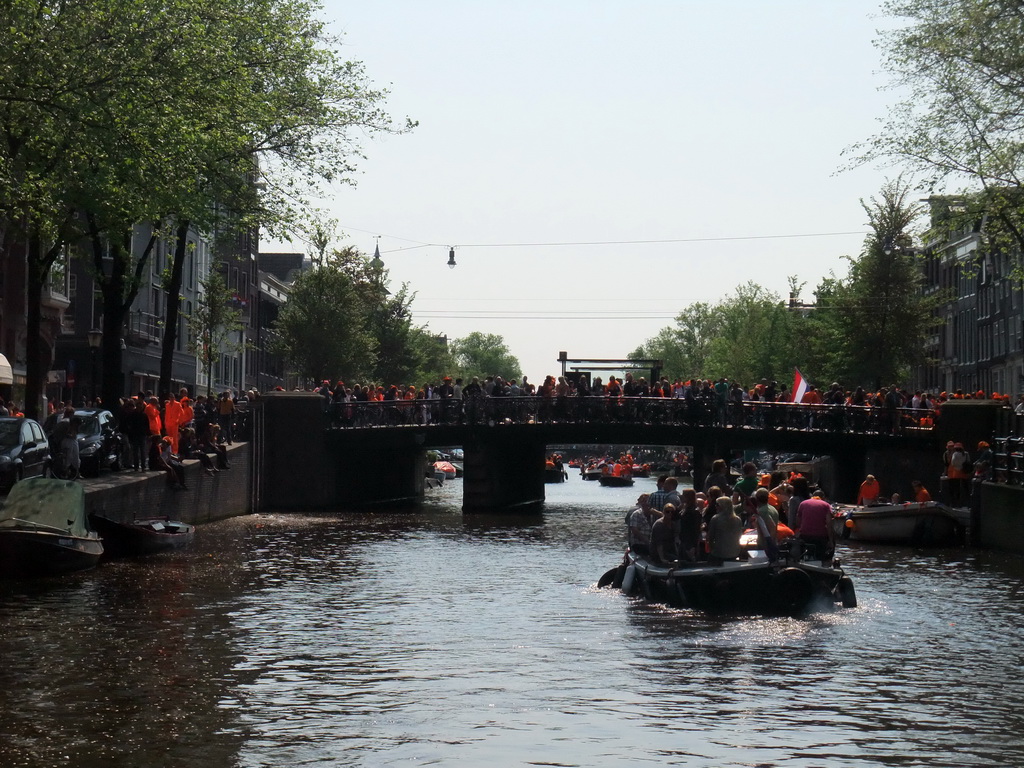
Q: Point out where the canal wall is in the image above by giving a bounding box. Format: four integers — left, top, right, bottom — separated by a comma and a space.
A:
82, 443, 251, 525
977, 481, 1024, 553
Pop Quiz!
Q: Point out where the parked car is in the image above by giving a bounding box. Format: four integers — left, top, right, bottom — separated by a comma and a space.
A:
0, 416, 51, 491
44, 409, 128, 477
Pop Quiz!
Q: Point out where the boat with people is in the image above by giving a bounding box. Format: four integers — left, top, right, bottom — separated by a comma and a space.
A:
433, 460, 458, 480
544, 467, 567, 483
600, 547, 856, 616
0, 477, 104, 577
831, 501, 969, 546
88, 515, 195, 558
581, 464, 604, 481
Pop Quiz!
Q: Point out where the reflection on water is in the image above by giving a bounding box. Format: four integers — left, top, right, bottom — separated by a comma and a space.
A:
1, 476, 1024, 767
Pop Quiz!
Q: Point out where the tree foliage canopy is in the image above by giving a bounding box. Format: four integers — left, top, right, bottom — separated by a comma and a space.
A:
633, 181, 943, 392
450, 332, 522, 383
0, 0, 412, 411
851, 0, 1024, 266
631, 285, 799, 386
272, 246, 453, 386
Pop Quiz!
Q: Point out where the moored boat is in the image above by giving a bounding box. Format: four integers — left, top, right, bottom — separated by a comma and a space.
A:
831, 501, 968, 546
88, 515, 195, 558
601, 548, 855, 616
0, 477, 103, 577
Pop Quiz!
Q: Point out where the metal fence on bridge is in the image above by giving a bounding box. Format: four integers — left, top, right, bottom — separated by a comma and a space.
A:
324, 396, 939, 436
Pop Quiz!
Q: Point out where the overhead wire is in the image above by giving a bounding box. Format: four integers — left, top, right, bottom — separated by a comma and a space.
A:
340, 228, 871, 254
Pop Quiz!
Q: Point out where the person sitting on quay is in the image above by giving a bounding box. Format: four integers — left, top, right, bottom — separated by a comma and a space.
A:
154, 436, 189, 490
179, 427, 218, 475
200, 423, 230, 470
857, 474, 882, 506
707, 496, 744, 565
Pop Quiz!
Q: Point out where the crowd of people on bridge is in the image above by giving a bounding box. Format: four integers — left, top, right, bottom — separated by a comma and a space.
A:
314, 371, 1022, 432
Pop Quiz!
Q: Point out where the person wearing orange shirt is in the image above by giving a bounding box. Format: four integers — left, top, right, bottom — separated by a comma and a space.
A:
163, 394, 183, 453
144, 396, 163, 438
180, 397, 194, 428
911, 480, 932, 503
857, 474, 881, 506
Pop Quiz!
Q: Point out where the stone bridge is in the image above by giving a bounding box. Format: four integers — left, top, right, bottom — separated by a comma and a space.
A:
253, 393, 1005, 513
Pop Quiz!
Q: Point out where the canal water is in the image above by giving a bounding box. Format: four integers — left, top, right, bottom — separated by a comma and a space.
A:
2, 475, 1024, 768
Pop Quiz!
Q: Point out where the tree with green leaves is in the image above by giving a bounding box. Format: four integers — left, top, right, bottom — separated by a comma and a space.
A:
187, 270, 245, 398
631, 302, 723, 381
805, 181, 943, 389
0, 0, 412, 414
450, 332, 522, 383
631, 286, 800, 385
850, 0, 1024, 271
272, 248, 376, 385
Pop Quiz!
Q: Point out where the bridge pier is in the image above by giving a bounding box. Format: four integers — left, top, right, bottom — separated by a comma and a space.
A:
462, 432, 546, 514
257, 391, 426, 510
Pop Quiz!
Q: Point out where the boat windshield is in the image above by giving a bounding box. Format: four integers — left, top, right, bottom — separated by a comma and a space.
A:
0, 478, 89, 537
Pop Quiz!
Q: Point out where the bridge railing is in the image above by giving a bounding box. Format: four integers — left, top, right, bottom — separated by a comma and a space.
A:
324, 396, 938, 435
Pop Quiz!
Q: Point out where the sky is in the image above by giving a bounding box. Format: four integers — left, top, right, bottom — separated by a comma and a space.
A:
269, 0, 903, 383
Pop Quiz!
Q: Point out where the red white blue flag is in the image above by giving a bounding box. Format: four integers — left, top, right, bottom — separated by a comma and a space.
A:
792, 368, 809, 403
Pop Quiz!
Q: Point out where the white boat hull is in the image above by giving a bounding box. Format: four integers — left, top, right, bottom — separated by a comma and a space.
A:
832, 503, 967, 546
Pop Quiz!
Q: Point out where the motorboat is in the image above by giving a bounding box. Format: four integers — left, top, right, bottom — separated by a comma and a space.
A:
0, 477, 103, 577
600, 547, 856, 616
433, 461, 457, 480
88, 515, 195, 558
581, 465, 604, 481
831, 501, 968, 546
544, 467, 566, 483
598, 475, 634, 488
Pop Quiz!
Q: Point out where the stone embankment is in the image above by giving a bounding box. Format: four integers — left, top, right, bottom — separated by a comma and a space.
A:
78, 443, 251, 525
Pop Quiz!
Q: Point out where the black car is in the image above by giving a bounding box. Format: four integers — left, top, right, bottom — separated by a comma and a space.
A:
44, 409, 128, 477
0, 416, 51, 491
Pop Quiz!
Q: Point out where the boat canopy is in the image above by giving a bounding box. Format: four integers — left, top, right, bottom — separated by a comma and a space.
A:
0, 478, 89, 537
